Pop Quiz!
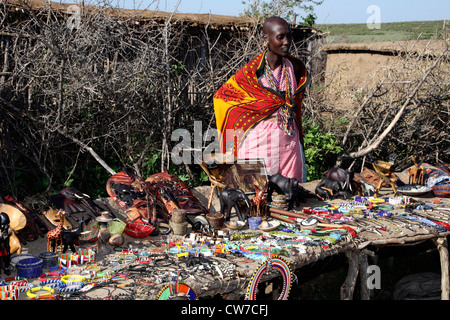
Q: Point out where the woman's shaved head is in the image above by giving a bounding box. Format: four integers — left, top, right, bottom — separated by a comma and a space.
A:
262, 17, 292, 57
262, 16, 291, 35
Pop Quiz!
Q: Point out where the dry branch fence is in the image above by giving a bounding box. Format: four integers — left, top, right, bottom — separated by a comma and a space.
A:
0, 0, 315, 199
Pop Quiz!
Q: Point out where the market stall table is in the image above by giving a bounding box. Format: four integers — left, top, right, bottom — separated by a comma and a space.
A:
2, 185, 449, 301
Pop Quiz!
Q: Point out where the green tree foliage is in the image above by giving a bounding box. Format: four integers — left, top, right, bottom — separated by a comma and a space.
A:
241, 0, 323, 24
302, 119, 343, 181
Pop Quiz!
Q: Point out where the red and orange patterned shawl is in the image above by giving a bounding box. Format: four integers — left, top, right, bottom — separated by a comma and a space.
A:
213, 50, 310, 156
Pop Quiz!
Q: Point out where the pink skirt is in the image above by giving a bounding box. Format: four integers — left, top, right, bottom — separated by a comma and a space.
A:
237, 119, 307, 182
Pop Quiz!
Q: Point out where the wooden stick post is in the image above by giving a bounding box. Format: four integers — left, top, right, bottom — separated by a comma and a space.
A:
340, 250, 360, 300
433, 237, 449, 300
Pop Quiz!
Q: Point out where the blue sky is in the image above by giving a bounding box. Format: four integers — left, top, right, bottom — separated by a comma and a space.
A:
73, 0, 450, 23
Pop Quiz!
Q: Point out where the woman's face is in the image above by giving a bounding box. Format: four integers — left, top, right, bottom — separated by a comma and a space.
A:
265, 20, 292, 57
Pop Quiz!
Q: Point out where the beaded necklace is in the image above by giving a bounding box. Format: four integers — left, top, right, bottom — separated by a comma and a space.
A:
264, 53, 296, 136
264, 54, 292, 96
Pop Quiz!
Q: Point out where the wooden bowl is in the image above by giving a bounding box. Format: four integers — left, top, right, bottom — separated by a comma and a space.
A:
258, 219, 280, 232
224, 220, 246, 230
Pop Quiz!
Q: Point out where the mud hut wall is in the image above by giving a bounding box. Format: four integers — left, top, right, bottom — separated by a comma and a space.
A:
321, 40, 449, 111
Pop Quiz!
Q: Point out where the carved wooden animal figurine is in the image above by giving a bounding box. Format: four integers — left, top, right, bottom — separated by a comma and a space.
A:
371, 160, 398, 196
315, 179, 342, 200
46, 210, 66, 253
219, 187, 251, 221
62, 216, 91, 253
0, 212, 12, 275
409, 156, 424, 185
267, 173, 311, 210
9, 231, 22, 255
250, 181, 268, 217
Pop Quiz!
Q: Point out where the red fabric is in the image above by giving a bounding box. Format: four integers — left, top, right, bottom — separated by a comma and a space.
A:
213, 50, 309, 155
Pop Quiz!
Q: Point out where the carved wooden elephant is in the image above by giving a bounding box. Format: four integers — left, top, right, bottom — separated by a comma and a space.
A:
315, 167, 354, 200
219, 187, 251, 221
267, 173, 307, 210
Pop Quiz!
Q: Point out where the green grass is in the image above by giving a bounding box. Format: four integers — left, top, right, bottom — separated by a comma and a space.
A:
314, 20, 447, 43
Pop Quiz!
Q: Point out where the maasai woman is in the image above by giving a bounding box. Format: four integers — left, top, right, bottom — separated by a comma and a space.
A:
213, 16, 310, 182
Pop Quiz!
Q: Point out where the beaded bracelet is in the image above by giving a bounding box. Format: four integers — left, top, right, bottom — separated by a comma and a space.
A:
26, 286, 55, 298
60, 274, 86, 283
154, 257, 174, 267
49, 266, 67, 274
78, 283, 96, 293
2, 276, 27, 282
39, 279, 62, 287
38, 272, 62, 282
57, 281, 85, 292
3, 279, 33, 294
111, 273, 131, 281
88, 275, 112, 285
1, 277, 28, 286
378, 210, 393, 217
377, 218, 402, 233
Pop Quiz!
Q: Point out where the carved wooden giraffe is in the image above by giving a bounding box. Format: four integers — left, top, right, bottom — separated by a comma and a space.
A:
46, 210, 66, 253
409, 155, 424, 185
250, 181, 268, 217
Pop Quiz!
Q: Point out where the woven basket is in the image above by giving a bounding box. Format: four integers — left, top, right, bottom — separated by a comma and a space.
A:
39, 252, 58, 269
169, 220, 188, 236
124, 220, 155, 238
206, 213, 224, 229
79, 224, 99, 243
432, 183, 450, 198
107, 218, 127, 235
171, 209, 187, 223
248, 217, 263, 230
16, 257, 43, 278
10, 253, 37, 266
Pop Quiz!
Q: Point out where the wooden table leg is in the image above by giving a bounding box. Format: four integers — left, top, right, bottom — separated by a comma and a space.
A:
341, 249, 374, 300
433, 237, 449, 300
340, 250, 360, 300
359, 251, 370, 300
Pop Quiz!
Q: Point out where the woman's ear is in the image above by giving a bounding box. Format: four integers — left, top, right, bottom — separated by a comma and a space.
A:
263, 34, 269, 48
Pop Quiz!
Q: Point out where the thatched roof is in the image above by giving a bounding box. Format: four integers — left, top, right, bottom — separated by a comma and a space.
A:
322, 39, 448, 57
4, 0, 316, 32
